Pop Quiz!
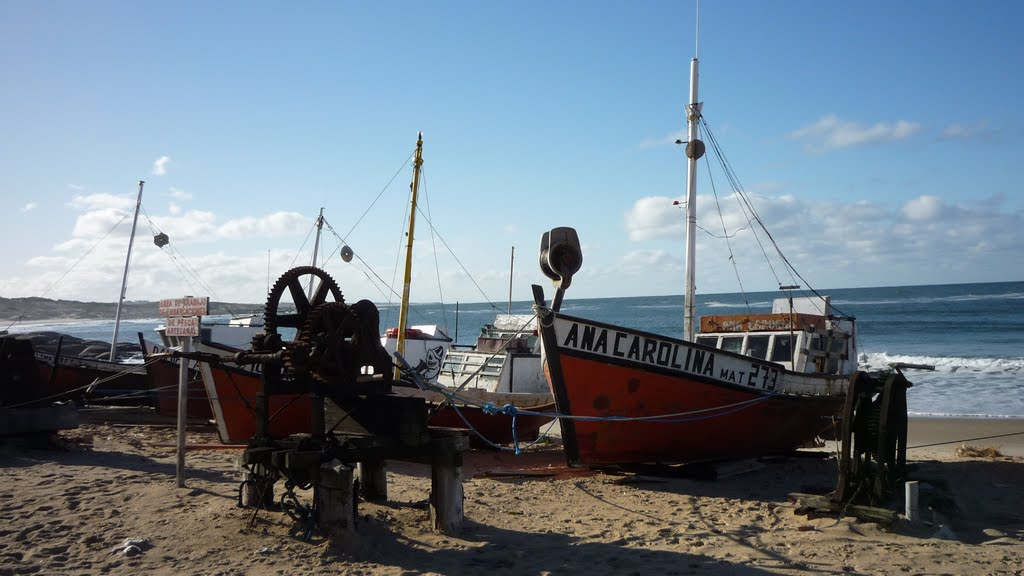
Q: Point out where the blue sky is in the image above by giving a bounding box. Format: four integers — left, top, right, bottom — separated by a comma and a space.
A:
2, 0, 1022, 309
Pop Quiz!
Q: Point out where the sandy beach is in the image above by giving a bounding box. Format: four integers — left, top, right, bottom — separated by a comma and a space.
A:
1, 416, 1022, 576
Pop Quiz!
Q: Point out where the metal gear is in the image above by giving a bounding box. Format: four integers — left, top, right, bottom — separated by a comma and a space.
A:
297, 301, 361, 385
261, 266, 344, 347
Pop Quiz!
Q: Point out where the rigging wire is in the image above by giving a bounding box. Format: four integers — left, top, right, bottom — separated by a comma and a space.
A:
698, 116, 853, 320
419, 170, 451, 334
413, 202, 500, 311
4, 211, 131, 331
139, 208, 250, 318
700, 149, 751, 314
288, 218, 317, 269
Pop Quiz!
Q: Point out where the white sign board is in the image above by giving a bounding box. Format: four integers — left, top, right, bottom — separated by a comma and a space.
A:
166, 316, 201, 337
159, 296, 209, 317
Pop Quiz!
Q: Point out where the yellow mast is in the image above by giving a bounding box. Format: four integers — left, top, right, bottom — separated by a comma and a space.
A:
394, 131, 424, 380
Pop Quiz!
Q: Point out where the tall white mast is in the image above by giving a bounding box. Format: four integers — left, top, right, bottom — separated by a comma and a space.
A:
307, 207, 324, 298
682, 10, 703, 342
682, 59, 702, 341
110, 180, 145, 359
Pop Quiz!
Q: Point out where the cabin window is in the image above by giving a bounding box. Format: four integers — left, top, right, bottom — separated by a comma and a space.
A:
745, 335, 770, 359
830, 336, 847, 355
696, 335, 719, 348
721, 336, 743, 353
770, 334, 795, 362
810, 334, 825, 352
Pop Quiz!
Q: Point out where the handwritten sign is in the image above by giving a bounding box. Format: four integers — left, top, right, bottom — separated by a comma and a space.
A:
159, 296, 209, 317
166, 316, 200, 337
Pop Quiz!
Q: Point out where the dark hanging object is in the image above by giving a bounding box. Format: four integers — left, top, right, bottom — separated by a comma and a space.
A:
154, 232, 170, 248
685, 139, 706, 160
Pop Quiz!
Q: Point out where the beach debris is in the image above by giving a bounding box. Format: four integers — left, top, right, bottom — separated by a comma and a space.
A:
955, 444, 1003, 458
112, 537, 149, 557
255, 546, 276, 555
788, 493, 901, 526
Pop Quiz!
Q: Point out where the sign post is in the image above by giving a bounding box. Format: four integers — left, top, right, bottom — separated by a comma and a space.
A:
159, 296, 209, 488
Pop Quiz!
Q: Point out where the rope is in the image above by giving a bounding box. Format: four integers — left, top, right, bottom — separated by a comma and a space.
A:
4, 211, 130, 331
2, 357, 163, 409
908, 430, 1024, 451
395, 349, 780, 454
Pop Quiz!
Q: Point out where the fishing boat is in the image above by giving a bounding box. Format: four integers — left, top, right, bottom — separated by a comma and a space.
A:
530, 38, 859, 466
9, 182, 162, 406
397, 313, 556, 445
193, 134, 553, 445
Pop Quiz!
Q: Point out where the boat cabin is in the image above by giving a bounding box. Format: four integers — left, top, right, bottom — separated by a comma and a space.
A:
695, 296, 857, 376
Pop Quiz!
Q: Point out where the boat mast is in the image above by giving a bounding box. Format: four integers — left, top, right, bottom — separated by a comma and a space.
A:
507, 245, 514, 314
307, 207, 324, 298
682, 8, 703, 342
395, 132, 424, 379
110, 180, 145, 360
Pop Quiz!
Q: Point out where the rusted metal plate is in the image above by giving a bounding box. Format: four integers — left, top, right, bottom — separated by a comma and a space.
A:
699, 312, 826, 333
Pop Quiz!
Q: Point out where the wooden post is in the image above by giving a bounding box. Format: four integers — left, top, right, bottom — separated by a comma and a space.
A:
357, 460, 388, 501
430, 443, 464, 534
240, 468, 274, 509
317, 460, 355, 538
175, 337, 190, 488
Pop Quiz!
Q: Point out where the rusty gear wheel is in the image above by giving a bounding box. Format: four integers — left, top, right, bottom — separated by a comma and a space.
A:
297, 302, 361, 385
263, 266, 344, 343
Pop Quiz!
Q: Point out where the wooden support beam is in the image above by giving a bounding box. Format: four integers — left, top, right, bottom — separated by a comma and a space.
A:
430, 438, 464, 534
317, 459, 355, 538
789, 492, 901, 525
357, 460, 388, 501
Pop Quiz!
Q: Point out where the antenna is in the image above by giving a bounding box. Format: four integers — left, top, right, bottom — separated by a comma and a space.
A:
695, 0, 700, 59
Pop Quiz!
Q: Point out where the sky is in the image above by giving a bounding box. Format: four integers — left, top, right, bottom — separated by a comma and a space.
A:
2, 0, 1022, 310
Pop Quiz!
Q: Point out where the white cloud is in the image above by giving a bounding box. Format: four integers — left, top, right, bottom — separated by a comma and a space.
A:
788, 114, 921, 152
69, 193, 136, 211
167, 187, 192, 200
902, 195, 945, 222
624, 196, 684, 241
67, 184, 85, 191
21, 202, 37, 213
216, 212, 308, 239
152, 155, 171, 176
168, 203, 182, 216
940, 121, 994, 141
619, 191, 1024, 294
68, 208, 131, 241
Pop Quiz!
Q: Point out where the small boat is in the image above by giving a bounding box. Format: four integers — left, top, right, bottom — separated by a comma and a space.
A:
396, 313, 556, 446
13, 331, 150, 405
530, 31, 859, 466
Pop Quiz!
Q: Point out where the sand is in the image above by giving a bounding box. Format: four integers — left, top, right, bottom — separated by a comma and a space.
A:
1, 417, 1023, 576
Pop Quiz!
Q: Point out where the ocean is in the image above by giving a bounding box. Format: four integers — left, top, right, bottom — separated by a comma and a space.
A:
8, 281, 1023, 419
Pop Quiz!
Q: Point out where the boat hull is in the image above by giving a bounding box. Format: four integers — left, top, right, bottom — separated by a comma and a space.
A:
145, 358, 214, 420
199, 363, 312, 444
537, 310, 846, 466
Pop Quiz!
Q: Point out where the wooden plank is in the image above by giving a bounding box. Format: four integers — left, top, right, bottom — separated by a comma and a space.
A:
789, 492, 901, 525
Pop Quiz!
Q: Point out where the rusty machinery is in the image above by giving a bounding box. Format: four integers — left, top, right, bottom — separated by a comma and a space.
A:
234, 266, 463, 531
833, 368, 913, 508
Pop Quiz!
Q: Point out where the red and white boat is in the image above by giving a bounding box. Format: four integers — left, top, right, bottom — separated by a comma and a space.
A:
530, 39, 859, 467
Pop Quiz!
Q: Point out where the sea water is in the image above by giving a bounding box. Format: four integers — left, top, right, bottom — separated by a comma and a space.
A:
8, 281, 1023, 418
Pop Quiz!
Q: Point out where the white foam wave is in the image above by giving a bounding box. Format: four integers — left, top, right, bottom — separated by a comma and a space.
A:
703, 300, 773, 309
837, 291, 1024, 307
860, 351, 1024, 373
